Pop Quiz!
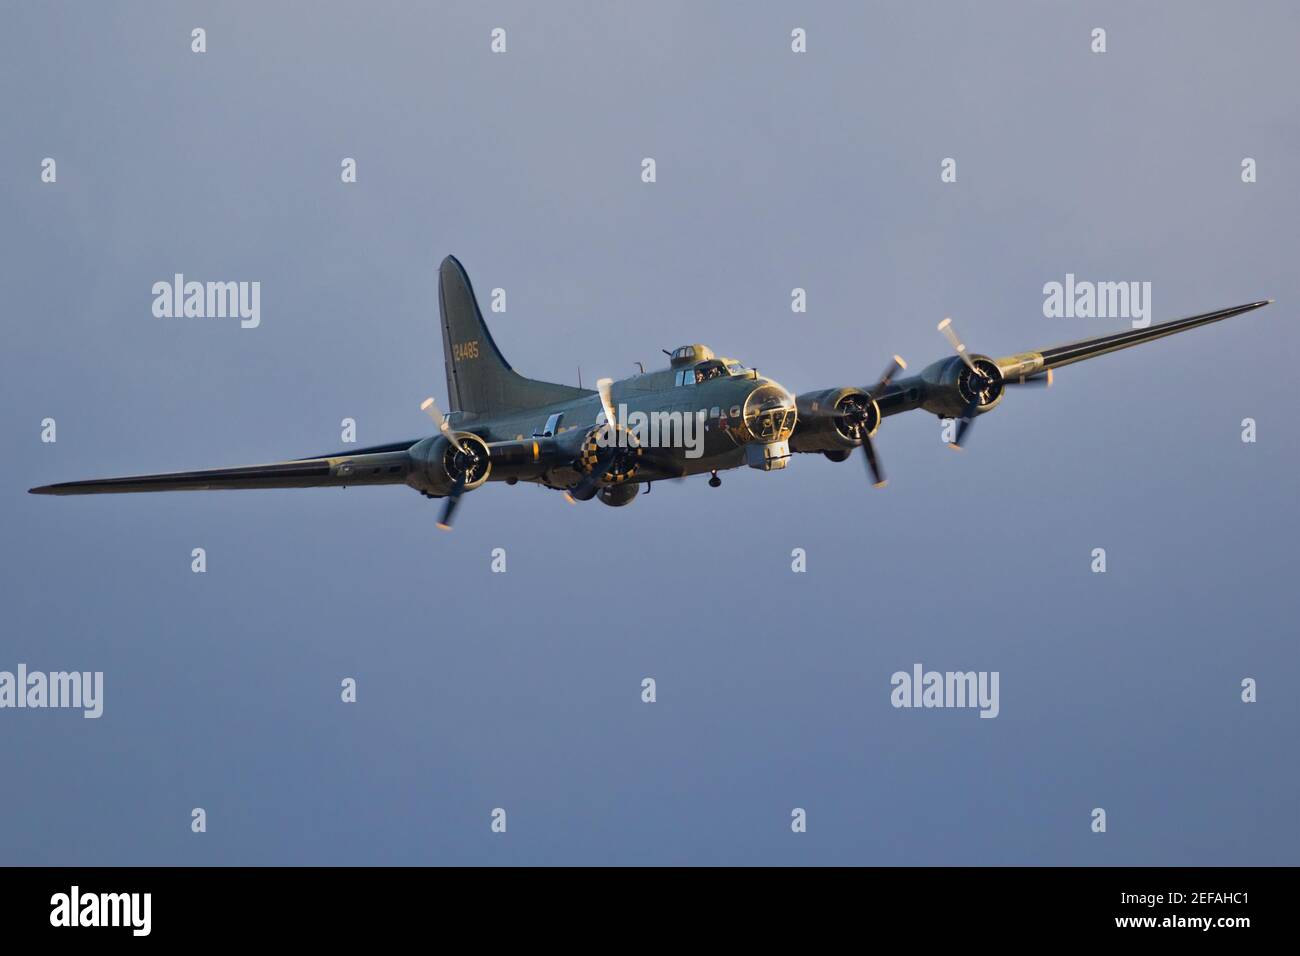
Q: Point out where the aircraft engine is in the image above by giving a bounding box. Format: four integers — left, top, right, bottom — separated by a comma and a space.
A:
915, 318, 1051, 449
567, 423, 643, 501
578, 423, 642, 483
409, 432, 492, 498
597, 483, 640, 507
790, 387, 880, 453
916, 354, 1005, 418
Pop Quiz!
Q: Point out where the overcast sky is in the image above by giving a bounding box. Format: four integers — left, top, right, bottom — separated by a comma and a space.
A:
2, 1, 1297, 865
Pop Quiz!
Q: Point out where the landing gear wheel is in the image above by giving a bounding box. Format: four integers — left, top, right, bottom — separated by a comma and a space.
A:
708, 470, 722, 488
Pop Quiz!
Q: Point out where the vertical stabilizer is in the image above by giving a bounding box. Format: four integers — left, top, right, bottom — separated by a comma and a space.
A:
438, 256, 591, 414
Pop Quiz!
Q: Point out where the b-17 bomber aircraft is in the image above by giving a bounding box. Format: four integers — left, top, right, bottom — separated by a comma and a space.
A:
31, 256, 1273, 529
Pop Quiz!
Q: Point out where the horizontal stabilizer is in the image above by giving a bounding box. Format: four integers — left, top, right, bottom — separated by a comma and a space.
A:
294, 439, 420, 461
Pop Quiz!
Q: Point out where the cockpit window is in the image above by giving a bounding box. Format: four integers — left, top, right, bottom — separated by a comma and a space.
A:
725, 362, 746, 376
695, 360, 727, 382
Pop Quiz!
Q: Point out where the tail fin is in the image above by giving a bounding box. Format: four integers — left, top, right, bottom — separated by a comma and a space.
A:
438, 256, 590, 415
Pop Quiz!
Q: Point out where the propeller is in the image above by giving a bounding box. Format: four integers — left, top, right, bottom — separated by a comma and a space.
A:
421, 396, 477, 530
938, 318, 988, 450
950, 400, 979, 450
565, 447, 618, 503
565, 376, 640, 503
936, 318, 1052, 450
420, 396, 466, 454
436, 473, 466, 530
835, 355, 906, 488
937, 318, 977, 373
596, 377, 618, 435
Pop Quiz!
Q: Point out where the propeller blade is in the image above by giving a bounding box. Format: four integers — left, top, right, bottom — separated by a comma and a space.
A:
950, 400, 980, 450
1006, 369, 1054, 388
596, 377, 618, 433
825, 355, 907, 487
869, 355, 907, 397
937, 318, 978, 373
420, 397, 466, 454
435, 473, 467, 530
862, 435, 886, 488
567, 446, 618, 503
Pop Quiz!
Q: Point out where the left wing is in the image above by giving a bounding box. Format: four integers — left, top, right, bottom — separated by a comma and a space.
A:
993, 299, 1273, 379
29, 449, 415, 495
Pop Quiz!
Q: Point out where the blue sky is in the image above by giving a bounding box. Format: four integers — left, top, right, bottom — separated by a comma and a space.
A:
1, 1, 1296, 865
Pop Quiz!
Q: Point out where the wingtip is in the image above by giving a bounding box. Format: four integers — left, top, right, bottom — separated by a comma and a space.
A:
28, 486, 50, 495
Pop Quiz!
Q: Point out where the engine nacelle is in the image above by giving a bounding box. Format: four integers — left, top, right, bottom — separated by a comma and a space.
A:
916, 355, 1006, 418
597, 483, 640, 507
407, 433, 492, 497
790, 387, 879, 453
576, 423, 643, 484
